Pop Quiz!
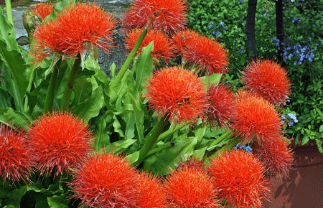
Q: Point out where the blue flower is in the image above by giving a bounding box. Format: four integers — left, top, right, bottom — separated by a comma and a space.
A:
238, 48, 243, 54
282, 115, 286, 119
219, 21, 224, 26
209, 22, 214, 29
234, 143, 241, 151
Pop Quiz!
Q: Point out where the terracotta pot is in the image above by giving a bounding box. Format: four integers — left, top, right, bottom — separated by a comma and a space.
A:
263, 141, 323, 207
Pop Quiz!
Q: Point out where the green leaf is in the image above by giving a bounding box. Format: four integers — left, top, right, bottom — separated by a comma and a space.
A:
199, 73, 222, 90
92, 110, 113, 151
320, 125, 323, 133
0, 184, 27, 208
132, 41, 154, 91
315, 139, 323, 153
0, 107, 32, 128
0, 10, 30, 112
0, 88, 11, 108
47, 194, 69, 208
109, 139, 137, 153
301, 136, 309, 146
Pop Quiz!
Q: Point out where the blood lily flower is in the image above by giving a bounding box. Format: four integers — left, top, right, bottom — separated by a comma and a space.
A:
30, 2, 116, 64
122, 0, 187, 36
253, 136, 294, 176
145, 66, 209, 124
0, 125, 33, 184
164, 167, 220, 208
125, 29, 174, 62
171, 29, 200, 54
242, 59, 291, 105
183, 35, 229, 74
233, 91, 282, 142
28, 112, 92, 176
208, 150, 270, 208
70, 152, 138, 207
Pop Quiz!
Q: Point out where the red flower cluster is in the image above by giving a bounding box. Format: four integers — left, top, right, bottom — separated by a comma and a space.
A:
145, 66, 208, 124
31, 2, 54, 20
0, 125, 34, 184
253, 136, 294, 176
208, 150, 270, 208
28, 112, 92, 176
171, 29, 200, 53
233, 91, 282, 142
206, 84, 236, 127
122, 0, 187, 36
31, 2, 116, 64
242, 60, 291, 105
125, 29, 174, 62
164, 167, 220, 208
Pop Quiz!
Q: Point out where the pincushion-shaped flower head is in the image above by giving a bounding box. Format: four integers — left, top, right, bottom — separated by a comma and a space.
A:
206, 84, 236, 127
70, 152, 138, 208
253, 136, 294, 176
207, 150, 270, 208
145, 67, 209, 124
0, 125, 34, 184
242, 59, 291, 105
122, 0, 187, 36
28, 112, 92, 176
183, 35, 229, 74
164, 167, 220, 208
31, 2, 54, 20
125, 29, 174, 62
135, 172, 166, 208
233, 91, 282, 142
171, 29, 200, 54
30, 2, 116, 65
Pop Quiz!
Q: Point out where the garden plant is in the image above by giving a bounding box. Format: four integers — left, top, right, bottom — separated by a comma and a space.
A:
0, 0, 300, 207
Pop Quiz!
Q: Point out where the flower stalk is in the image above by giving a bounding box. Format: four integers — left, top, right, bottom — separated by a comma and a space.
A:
133, 116, 168, 166
5, 0, 14, 27
44, 59, 62, 112
60, 54, 82, 111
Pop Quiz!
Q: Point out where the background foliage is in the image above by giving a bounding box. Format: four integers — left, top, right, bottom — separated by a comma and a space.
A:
188, 0, 323, 151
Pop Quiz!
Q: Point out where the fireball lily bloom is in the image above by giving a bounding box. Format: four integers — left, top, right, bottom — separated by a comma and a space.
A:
28, 112, 92, 176
208, 150, 270, 208
122, 0, 187, 36
145, 66, 209, 124
233, 91, 282, 142
31, 2, 54, 20
164, 167, 220, 208
242, 59, 291, 105
70, 152, 138, 207
0, 125, 34, 184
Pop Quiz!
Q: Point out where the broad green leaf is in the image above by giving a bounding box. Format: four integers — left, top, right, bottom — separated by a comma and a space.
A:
92, 111, 113, 152
47, 194, 69, 208
0, 88, 11, 108
0, 107, 32, 128
0, 9, 31, 112
301, 136, 309, 146
0, 184, 27, 208
109, 139, 137, 153
199, 73, 222, 90
315, 139, 323, 153
132, 41, 154, 91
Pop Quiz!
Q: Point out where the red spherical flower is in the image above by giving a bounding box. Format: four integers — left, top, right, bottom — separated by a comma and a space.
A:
28, 112, 92, 176
125, 29, 174, 62
253, 136, 294, 176
136, 172, 166, 208
206, 84, 236, 127
0, 125, 33, 184
164, 167, 220, 208
207, 150, 270, 208
30, 2, 116, 64
233, 91, 282, 142
171, 29, 200, 54
145, 66, 209, 124
70, 152, 138, 208
122, 0, 187, 36
31, 2, 54, 20
183, 35, 229, 74
242, 59, 291, 105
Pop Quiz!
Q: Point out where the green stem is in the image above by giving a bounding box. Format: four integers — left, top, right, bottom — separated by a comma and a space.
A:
109, 28, 147, 103
44, 59, 61, 112
60, 54, 82, 111
133, 116, 168, 166
5, 0, 14, 27
208, 130, 234, 151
